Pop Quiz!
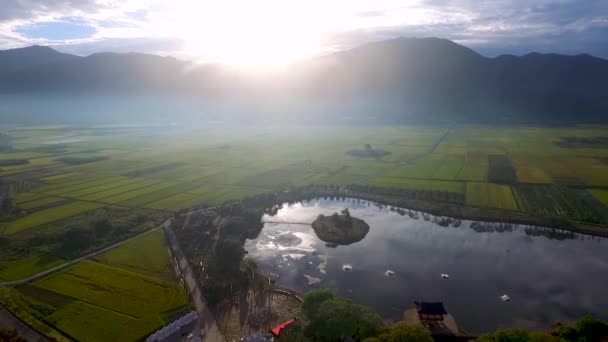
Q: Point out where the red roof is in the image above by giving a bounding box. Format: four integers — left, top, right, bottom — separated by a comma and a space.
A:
270, 319, 296, 337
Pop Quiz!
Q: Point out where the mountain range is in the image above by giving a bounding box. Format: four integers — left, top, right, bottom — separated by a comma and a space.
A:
1, 37, 607, 124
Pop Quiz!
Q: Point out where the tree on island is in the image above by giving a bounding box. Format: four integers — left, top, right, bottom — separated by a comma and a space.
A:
311, 209, 370, 245
341, 208, 351, 218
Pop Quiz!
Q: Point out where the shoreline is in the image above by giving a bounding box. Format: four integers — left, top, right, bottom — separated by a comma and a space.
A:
339, 189, 608, 238
250, 187, 608, 238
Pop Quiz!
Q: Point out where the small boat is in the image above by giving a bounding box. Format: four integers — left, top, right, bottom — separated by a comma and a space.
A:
342, 264, 352, 271
500, 294, 511, 302
385, 270, 395, 277
441, 273, 449, 279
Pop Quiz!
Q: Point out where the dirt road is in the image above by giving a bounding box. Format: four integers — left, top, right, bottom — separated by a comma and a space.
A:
0, 306, 48, 342
0, 224, 165, 287
163, 216, 224, 342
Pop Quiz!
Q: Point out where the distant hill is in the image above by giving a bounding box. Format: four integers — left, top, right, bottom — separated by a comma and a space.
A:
1, 38, 607, 123
0, 45, 79, 73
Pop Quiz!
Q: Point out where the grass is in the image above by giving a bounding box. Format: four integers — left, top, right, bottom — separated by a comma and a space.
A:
97, 181, 174, 204
366, 177, 464, 193
58, 178, 143, 198
145, 192, 202, 210
13, 191, 48, 204
19, 196, 66, 210
466, 182, 518, 210
4, 124, 608, 342
34, 260, 187, 318
457, 153, 487, 181
116, 184, 192, 207
0, 287, 69, 341
95, 230, 172, 279
43, 301, 163, 342
431, 154, 465, 180
590, 189, 608, 207
38, 176, 124, 196
515, 166, 553, 184
0, 255, 65, 281
4, 201, 104, 235
77, 179, 159, 201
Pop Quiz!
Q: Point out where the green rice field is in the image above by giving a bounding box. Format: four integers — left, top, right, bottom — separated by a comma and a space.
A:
0, 229, 187, 342
2, 125, 608, 234
2, 124, 608, 341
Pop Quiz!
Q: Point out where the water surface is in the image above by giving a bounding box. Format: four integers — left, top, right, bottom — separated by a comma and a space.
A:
244, 197, 608, 333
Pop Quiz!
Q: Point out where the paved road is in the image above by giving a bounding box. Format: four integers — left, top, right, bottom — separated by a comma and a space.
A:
0, 213, 224, 341
164, 215, 224, 342
0, 224, 165, 287
0, 306, 48, 342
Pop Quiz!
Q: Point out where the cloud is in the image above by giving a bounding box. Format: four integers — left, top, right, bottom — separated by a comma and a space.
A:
0, 0, 607, 59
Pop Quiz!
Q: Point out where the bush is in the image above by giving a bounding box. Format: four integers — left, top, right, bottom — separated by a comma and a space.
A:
305, 298, 383, 340
301, 289, 334, 321
376, 322, 433, 342
474, 329, 556, 342
554, 315, 608, 341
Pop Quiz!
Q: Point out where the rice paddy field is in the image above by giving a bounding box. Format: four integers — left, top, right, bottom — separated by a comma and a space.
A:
0, 125, 607, 248
0, 230, 187, 342
1, 124, 608, 341
0, 125, 607, 224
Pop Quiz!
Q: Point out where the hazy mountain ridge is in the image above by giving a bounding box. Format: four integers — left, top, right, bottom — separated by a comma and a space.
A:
1, 37, 607, 123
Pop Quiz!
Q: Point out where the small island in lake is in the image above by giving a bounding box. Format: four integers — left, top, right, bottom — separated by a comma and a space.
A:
311, 208, 370, 245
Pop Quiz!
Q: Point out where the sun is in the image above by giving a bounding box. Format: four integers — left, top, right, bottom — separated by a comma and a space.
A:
171, 0, 329, 69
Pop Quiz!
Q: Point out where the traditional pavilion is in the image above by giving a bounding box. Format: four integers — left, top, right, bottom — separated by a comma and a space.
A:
415, 301, 448, 321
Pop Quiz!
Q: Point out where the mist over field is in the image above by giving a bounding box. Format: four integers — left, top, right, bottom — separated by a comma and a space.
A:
2, 0, 608, 340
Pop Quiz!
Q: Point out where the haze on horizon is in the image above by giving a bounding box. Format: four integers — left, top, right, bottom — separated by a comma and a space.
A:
1, 0, 608, 68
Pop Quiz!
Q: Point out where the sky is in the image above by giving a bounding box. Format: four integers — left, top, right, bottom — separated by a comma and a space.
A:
1, 0, 607, 67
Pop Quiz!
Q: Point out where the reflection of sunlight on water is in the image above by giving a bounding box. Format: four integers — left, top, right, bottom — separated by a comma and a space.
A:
254, 229, 317, 255
291, 232, 316, 253
255, 240, 277, 251
283, 253, 306, 260
245, 197, 608, 332
317, 255, 328, 274
304, 274, 321, 285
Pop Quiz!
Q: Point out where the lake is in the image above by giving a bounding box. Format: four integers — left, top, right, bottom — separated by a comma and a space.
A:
244, 197, 608, 333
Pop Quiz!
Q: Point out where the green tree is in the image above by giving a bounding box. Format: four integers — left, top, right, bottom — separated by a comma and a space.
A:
474, 329, 556, 342
376, 322, 433, 342
215, 238, 245, 273
306, 298, 383, 341
279, 322, 308, 341
301, 289, 334, 321
57, 228, 92, 258
554, 315, 608, 341
92, 218, 113, 237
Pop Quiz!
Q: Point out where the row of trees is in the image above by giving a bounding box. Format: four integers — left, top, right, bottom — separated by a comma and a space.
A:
195, 204, 266, 306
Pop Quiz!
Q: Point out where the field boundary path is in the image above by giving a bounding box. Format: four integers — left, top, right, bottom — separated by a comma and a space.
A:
0, 223, 165, 287
164, 214, 224, 342
351, 128, 452, 186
